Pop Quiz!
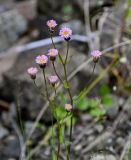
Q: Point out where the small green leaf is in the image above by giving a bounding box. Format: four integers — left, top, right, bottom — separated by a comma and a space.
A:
58, 54, 64, 65
60, 92, 66, 105
90, 98, 101, 108
100, 85, 110, 96
102, 95, 113, 107
55, 107, 67, 120
90, 108, 105, 117
62, 5, 73, 15
76, 97, 90, 111
63, 80, 69, 89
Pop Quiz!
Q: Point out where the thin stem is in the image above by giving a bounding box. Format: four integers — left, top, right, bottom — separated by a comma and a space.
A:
42, 69, 50, 102
63, 64, 73, 158
88, 62, 97, 84
42, 69, 56, 157
52, 61, 63, 83
16, 98, 24, 137
57, 128, 60, 160
33, 80, 46, 99
50, 31, 64, 65
50, 32, 56, 49
63, 65, 73, 105
65, 41, 69, 64
69, 115, 73, 142
52, 85, 60, 160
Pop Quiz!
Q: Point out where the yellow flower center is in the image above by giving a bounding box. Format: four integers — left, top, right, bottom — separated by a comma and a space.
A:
49, 21, 54, 27
66, 105, 72, 109
51, 51, 56, 55
39, 58, 45, 63
63, 31, 69, 36
51, 77, 54, 81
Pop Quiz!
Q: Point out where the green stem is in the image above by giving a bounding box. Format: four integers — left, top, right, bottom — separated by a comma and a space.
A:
63, 64, 73, 105
42, 69, 56, 157
52, 86, 61, 160
50, 32, 64, 65
50, 33, 56, 49
63, 41, 73, 158
88, 62, 97, 84
33, 80, 46, 99
65, 41, 69, 64
42, 69, 50, 102
52, 61, 63, 84
76, 57, 119, 103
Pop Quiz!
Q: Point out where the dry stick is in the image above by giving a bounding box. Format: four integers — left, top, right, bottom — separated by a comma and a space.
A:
119, 135, 131, 160
22, 40, 131, 158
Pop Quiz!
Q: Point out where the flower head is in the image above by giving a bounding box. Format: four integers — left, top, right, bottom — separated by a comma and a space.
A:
27, 67, 38, 79
65, 104, 73, 112
59, 27, 72, 40
91, 50, 102, 62
47, 49, 59, 61
48, 75, 58, 86
47, 19, 57, 30
36, 55, 48, 68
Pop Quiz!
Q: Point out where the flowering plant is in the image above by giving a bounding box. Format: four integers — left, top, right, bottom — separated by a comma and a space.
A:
27, 19, 105, 160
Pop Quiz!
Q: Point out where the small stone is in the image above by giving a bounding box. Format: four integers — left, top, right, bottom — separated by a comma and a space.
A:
75, 144, 82, 151
0, 125, 9, 139
91, 154, 116, 160
116, 137, 125, 146
95, 124, 104, 133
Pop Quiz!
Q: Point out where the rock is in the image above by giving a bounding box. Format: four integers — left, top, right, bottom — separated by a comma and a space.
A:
116, 137, 125, 146
15, 0, 37, 20
0, 124, 9, 139
25, 121, 46, 145
123, 96, 131, 114
106, 95, 119, 119
94, 124, 104, 133
100, 0, 128, 50
90, 154, 116, 160
77, 0, 114, 11
0, 9, 27, 51
0, 135, 20, 159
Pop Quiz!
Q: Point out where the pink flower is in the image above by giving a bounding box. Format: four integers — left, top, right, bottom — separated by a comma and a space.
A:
48, 75, 58, 86
36, 55, 48, 68
91, 50, 102, 62
27, 67, 38, 79
47, 19, 57, 29
59, 27, 72, 40
65, 104, 73, 112
47, 49, 58, 61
